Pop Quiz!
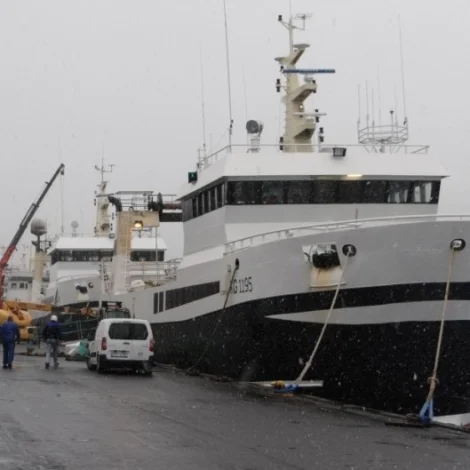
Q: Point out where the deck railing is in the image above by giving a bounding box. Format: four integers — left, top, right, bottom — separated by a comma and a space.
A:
223, 214, 470, 254
197, 143, 430, 171
54, 258, 183, 284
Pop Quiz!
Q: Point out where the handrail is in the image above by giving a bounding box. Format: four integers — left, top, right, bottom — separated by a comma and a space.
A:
50, 232, 167, 241
197, 142, 430, 170
53, 258, 183, 284
224, 214, 470, 254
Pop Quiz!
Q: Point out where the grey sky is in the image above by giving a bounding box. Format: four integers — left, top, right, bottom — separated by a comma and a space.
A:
0, 0, 468, 261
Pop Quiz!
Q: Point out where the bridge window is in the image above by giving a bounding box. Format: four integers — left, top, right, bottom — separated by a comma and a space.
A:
216, 183, 224, 208
410, 181, 439, 203
180, 179, 441, 221
227, 181, 248, 205
130, 250, 157, 262
209, 187, 216, 211
101, 251, 113, 262
261, 181, 285, 204
312, 180, 337, 203
363, 181, 387, 203
50, 249, 115, 265
287, 181, 313, 203
337, 181, 362, 203
197, 193, 204, 215
388, 181, 411, 203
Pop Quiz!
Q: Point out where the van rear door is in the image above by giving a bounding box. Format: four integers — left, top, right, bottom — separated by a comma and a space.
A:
107, 322, 150, 360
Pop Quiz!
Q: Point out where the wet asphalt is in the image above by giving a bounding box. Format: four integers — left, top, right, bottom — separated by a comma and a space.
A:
0, 355, 468, 469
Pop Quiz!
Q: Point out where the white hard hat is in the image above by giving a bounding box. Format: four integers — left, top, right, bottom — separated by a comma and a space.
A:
51, 315, 58, 322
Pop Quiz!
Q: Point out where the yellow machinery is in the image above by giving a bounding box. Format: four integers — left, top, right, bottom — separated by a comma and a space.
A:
0, 301, 52, 342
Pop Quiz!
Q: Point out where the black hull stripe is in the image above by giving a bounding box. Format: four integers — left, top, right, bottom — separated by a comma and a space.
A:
59, 282, 470, 318
231, 282, 470, 318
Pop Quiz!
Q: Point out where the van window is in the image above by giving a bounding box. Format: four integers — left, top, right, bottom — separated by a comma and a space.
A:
108, 323, 149, 340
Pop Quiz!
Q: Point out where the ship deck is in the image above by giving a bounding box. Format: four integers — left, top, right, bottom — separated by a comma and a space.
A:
2, 350, 469, 469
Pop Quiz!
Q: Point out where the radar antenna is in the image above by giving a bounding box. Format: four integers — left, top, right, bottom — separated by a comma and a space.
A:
246, 120, 264, 153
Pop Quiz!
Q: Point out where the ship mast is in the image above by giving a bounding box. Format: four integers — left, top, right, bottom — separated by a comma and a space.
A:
275, 13, 335, 153
94, 157, 115, 237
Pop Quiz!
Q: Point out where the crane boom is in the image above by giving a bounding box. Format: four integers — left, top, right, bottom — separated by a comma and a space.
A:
0, 163, 65, 308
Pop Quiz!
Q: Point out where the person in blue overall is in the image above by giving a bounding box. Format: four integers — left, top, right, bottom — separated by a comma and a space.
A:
1, 317, 19, 369
42, 315, 62, 370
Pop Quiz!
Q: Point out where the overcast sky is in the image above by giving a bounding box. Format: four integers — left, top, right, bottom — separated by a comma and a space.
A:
0, 0, 469, 263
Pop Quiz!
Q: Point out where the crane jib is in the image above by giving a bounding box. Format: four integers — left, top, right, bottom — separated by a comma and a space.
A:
0, 163, 65, 308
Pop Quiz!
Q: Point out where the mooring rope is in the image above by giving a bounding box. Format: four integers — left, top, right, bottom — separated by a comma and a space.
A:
294, 247, 353, 384
187, 263, 239, 373
419, 243, 459, 422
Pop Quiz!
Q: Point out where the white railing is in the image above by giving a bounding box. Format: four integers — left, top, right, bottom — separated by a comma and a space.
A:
54, 258, 183, 284
223, 214, 470, 254
122, 258, 182, 288
50, 232, 164, 240
51, 232, 99, 240
54, 273, 98, 284
197, 143, 430, 171
123, 258, 182, 276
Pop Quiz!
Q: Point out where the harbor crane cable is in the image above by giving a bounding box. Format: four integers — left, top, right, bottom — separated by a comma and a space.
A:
187, 262, 239, 373
419, 240, 461, 424
294, 246, 353, 385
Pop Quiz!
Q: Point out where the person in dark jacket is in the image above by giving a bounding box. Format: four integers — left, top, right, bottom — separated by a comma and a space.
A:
42, 315, 62, 370
1, 317, 19, 369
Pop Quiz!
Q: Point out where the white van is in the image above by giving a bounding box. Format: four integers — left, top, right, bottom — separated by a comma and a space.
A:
86, 319, 154, 376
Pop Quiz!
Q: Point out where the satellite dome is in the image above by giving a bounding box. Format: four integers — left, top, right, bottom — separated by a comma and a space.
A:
30, 218, 47, 237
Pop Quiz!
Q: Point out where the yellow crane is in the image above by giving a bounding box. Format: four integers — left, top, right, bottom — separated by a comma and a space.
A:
0, 301, 53, 342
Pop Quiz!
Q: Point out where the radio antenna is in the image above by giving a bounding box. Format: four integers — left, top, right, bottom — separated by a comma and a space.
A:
243, 66, 249, 145
223, 0, 233, 148
200, 46, 207, 157
377, 65, 382, 126
398, 15, 408, 124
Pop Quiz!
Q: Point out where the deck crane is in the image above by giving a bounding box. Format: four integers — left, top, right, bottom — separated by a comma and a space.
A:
0, 163, 65, 309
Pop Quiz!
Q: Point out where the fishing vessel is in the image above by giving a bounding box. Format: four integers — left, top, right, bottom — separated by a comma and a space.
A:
42, 161, 180, 308
55, 13, 470, 420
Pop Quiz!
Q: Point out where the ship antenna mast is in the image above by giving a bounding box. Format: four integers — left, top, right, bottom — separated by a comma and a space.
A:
94, 157, 115, 237
275, 12, 335, 153
95, 156, 115, 184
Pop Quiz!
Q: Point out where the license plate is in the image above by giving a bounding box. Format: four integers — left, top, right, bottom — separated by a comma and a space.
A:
111, 351, 128, 358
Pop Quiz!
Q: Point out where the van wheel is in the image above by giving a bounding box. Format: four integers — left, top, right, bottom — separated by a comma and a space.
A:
86, 357, 96, 371
96, 355, 106, 374
142, 361, 153, 377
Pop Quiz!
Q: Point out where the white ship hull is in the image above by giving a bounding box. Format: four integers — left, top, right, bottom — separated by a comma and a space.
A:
50, 216, 470, 417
